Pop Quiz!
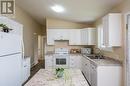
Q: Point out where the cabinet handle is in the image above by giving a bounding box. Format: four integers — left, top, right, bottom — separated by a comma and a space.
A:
24, 65, 27, 67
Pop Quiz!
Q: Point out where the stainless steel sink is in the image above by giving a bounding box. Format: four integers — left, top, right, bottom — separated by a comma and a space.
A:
87, 55, 105, 59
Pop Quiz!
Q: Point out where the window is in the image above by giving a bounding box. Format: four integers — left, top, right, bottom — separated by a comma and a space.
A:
97, 24, 113, 51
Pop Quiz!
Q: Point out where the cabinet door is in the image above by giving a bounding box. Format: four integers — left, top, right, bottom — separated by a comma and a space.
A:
45, 55, 53, 69
69, 55, 76, 68
81, 29, 88, 45
83, 58, 91, 83
81, 56, 86, 73
76, 55, 82, 69
108, 14, 122, 46
102, 15, 109, 46
87, 28, 96, 45
54, 29, 69, 40
69, 55, 81, 69
90, 64, 97, 86
69, 29, 81, 45
47, 29, 55, 45
102, 13, 122, 47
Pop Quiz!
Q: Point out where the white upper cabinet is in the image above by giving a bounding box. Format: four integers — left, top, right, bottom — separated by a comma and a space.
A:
54, 29, 69, 40
81, 28, 96, 45
47, 29, 69, 45
47, 29, 55, 45
87, 28, 96, 45
69, 29, 81, 45
102, 13, 122, 47
81, 28, 88, 45
47, 28, 96, 45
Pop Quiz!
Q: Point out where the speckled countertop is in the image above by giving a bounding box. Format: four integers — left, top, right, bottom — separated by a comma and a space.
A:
24, 69, 89, 86
45, 52, 122, 66
82, 55, 122, 66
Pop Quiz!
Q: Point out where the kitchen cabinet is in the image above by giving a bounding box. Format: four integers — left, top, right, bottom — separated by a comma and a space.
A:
45, 55, 53, 69
69, 29, 81, 45
87, 28, 96, 45
102, 13, 122, 47
82, 56, 91, 83
47, 28, 96, 45
80, 28, 88, 45
81, 28, 96, 45
90, 62, 97, 86
54, 29, 69, 40
82, 56, 122, 86
22, 57, 31, 83
96, 66, 122, 86
47, 29, 55, 45
69, 54, 82, 69
47, 29, 69, 45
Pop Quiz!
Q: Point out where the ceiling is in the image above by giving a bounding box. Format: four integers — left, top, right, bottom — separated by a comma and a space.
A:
16, 0, 123, 25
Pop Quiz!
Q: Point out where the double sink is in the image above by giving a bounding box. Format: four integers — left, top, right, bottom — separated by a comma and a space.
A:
87, 55, 105, 59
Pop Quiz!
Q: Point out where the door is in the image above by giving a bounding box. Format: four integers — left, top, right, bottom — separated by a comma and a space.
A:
47, 29, 55, 45
88, 28, 96, 45
81, 29, 88, 45
0, 54, 22, 86
90, 64, 97, 86
126, 14, 130, 86
33, 34, 38, 65
0, 32, 21, 56
38, 35, 44, 60
69, 29, 81, 45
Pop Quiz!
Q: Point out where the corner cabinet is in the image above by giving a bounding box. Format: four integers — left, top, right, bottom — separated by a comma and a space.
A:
102, 13, 122, 47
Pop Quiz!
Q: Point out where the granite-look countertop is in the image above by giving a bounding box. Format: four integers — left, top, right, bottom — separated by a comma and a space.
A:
45, 52, 82, 55
45, 52, 122, 66
24, 69, 89, 86
82, 55, 122, 66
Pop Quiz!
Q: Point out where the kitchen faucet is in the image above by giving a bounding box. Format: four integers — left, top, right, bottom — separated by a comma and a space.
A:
94, 48, 104, 59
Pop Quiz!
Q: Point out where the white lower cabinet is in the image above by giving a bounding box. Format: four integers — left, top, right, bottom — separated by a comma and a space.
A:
96, 66, 122, 86
90, 63, 97, 86
22, 57, 31, 83
82, 56, 91, 83
45, 55, 53, 69
82, 56, 122, 86
45, 54, 82, 69
69, 55, 82, 69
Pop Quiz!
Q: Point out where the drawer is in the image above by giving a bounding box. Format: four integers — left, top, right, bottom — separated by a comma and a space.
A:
45, 66, 53, 69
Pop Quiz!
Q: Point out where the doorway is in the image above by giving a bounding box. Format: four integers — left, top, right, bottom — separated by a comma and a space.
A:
38, 35, 45, 60
33, 34, 45, 66
33, 33, 38, 65
126, 14, 130, 86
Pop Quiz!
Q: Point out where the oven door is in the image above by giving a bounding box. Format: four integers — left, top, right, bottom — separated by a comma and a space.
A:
54, 57, 69, 68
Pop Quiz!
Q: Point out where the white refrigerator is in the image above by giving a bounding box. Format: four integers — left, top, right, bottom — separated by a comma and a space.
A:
0, 32, 23, 86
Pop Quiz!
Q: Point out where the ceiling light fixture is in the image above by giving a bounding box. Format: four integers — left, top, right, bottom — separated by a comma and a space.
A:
51, 5, 65, 13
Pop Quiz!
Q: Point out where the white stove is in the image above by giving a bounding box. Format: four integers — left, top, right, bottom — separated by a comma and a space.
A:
54, 48, 69, 68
